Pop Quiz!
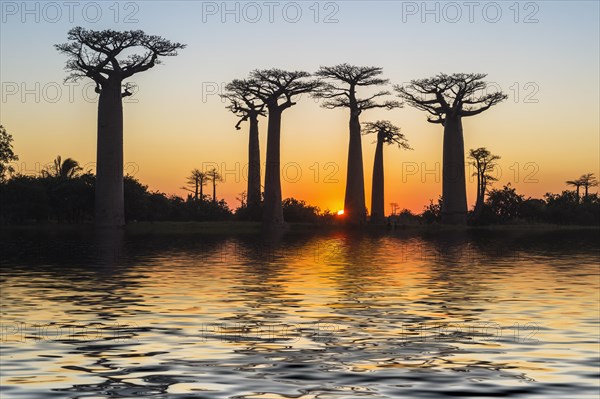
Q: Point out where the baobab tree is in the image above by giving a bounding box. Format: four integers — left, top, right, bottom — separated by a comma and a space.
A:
362, 121, 410, 224
207, 167, 222, 203
468, 147, 500, 220
221, 80, 266, 210
184, 169, 209, 201
579, 173, 598, 199
238, 69, 320, 228
395, 73, 507, 224
315, 64, 401, 224
56, 27, 185, 227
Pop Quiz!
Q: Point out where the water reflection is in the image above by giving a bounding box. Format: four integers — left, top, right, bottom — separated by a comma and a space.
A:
1, 228, 598, 398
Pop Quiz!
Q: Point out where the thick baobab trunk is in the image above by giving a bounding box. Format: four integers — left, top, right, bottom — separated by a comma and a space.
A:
212, 180, 217, 203
370, 136, 385, 224
441, 116, 467, 225
95, 79, 124, 227
262, 108, 284, 228
344, 111, 366, 224
247, 115, 261, 209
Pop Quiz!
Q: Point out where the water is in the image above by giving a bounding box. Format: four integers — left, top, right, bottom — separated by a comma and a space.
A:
1, 228, 599, 398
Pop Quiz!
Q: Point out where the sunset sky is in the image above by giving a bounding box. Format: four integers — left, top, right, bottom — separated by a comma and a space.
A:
1, 1, 599, 213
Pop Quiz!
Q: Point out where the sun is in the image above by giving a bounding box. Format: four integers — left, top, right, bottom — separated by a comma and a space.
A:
337, 210, 345, 216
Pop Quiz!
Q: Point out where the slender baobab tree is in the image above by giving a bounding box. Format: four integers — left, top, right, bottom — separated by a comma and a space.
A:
221, 80, 266, 210
56, 27, 185, 227
362, 121, 410, 224
579, 173, 598, 199
207, 167, 222, 203
184, 169, 209, 201
468, 147, 500, 219
395, 73, 507, 224
238, 69, 320, 228
315, 64, 401, 224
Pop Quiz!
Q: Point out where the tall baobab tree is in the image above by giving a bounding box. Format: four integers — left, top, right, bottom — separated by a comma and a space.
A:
396, 73, 507, 224
207, 167, 222, 203
362, 121, 411, 224
579, 173, 598, 199
221, 80, 266, 210
315, 64, 401, 224
42, 155, 82, 178
468, 147, 500, 219
184, 169, 209, 201
56, 27, 185, 227
238, 69, 320, 228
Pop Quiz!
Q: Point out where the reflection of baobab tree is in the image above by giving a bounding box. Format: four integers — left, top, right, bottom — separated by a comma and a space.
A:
362, 121, 411, 224
395, 74, 507, 225
55, 27, 185, 227
315, 64, 401, 224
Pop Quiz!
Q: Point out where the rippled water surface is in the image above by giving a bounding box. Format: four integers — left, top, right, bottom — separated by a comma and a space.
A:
1, 228, 599, 398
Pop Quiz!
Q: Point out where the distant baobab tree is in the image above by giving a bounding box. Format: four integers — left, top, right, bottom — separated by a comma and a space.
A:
55, 27, 185, 227
315, 64, 401, 224
468, 147, 500, 220
207, 167, 222, 203
240, 69, 320, 228
183, 169, 209, 201
579, 173, 598, 199
396, 73, 507, 224
221, 80, 266, 210
362, 121, 410, 224
42, 155, 82, 179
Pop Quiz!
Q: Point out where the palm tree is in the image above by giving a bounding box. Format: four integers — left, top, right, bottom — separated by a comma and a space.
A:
396, 74, 507, 224
566, 178, 583, 202
42, 155, 82, 178
468, 147, 500, 219
579, 173, 598, 199
315, 64, 401, 224
362, 121, 410, 224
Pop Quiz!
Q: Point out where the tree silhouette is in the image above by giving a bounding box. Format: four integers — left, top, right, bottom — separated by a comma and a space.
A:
395, 73, 506, 224
315, 64, 401, 224
468, 147, 500, 220
207, 167, 222, 204
183, 169, 209, 201
566, 178, 583, 202
0, 125, 18, 183
362, 121, 410, 224
239, 69, 320, 228
55, 27, 185, 227
42, 155, 82, 178
222, 80, 266, 210
579, 173, 598, 199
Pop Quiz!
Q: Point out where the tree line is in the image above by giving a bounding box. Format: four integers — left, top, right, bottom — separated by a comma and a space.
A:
0, 27, 597, 227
